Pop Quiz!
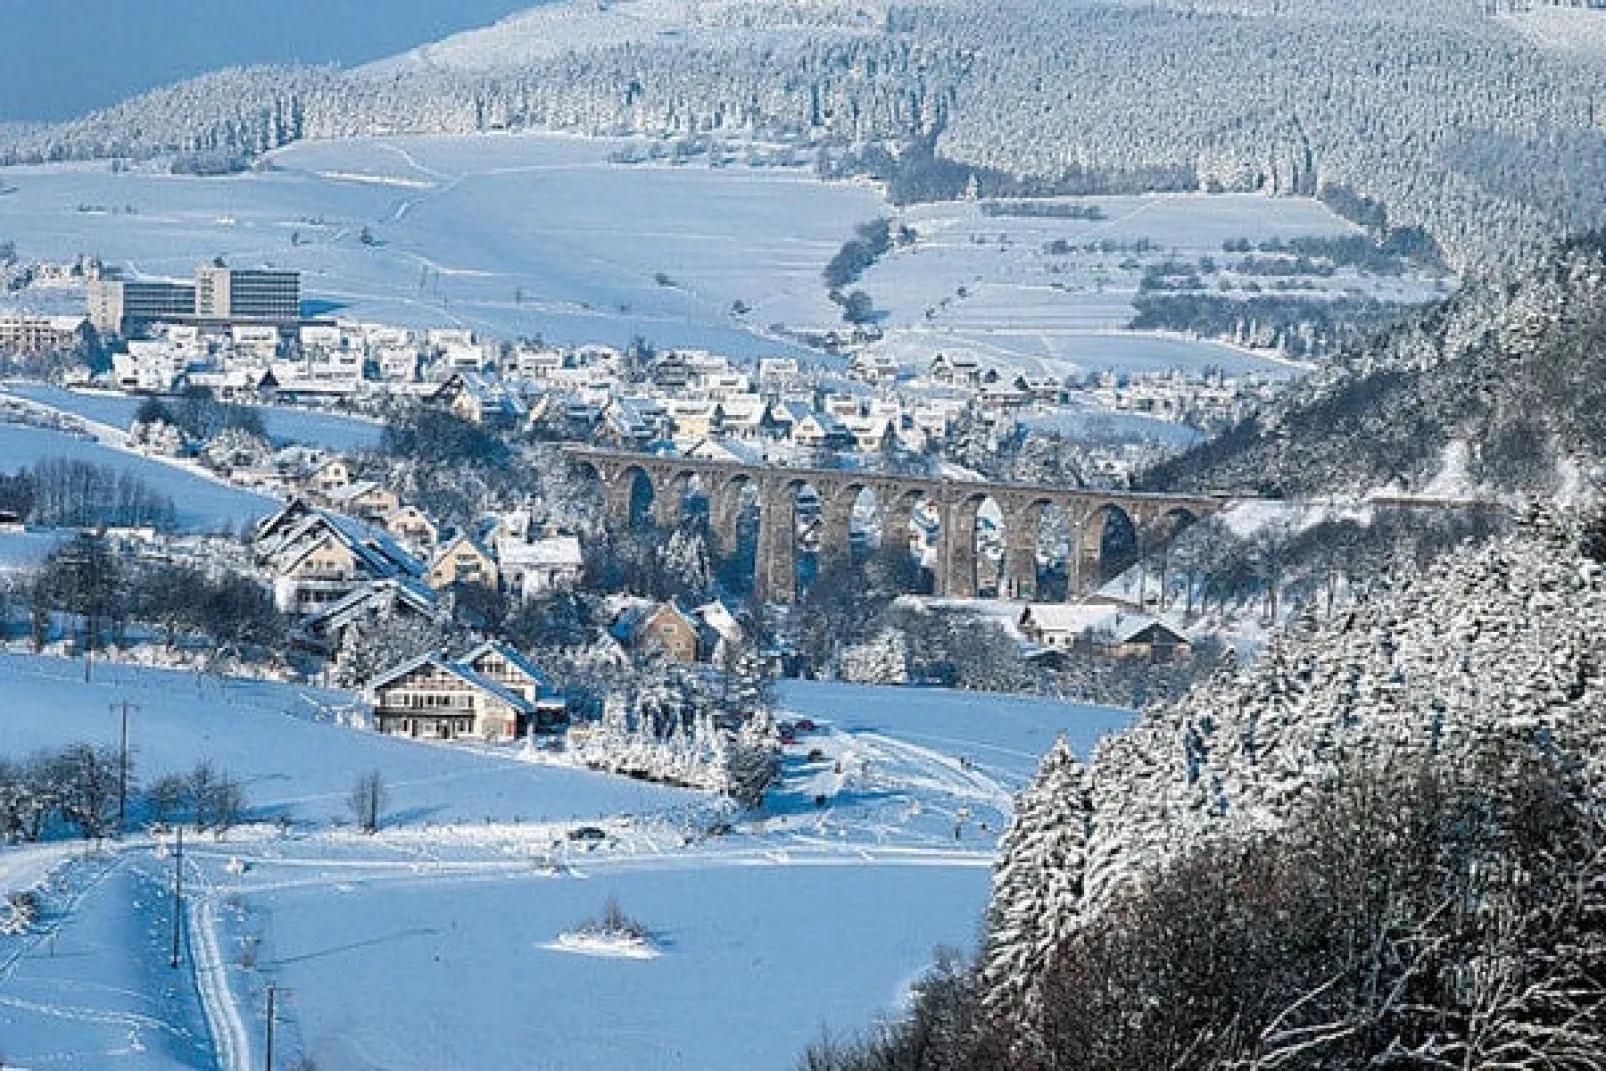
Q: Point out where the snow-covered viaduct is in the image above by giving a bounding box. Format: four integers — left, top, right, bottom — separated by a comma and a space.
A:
567, 447, 1230, 603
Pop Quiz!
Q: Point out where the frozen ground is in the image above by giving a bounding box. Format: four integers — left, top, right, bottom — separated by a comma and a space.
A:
3, 383, 384, 453
0, 423, 277, 533
0, 654, 1133, 1070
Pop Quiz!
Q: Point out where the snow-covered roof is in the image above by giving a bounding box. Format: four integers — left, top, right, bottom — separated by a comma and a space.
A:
499, 534, 583, 568
458, 641, 550, 690
367, 650, 538, 714
301, 577, 439, 633
1019, 603, 1188, 646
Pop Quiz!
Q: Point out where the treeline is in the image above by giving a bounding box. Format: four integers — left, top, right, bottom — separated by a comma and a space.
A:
1129, 292, 1416, 360
135, 391, 267, 444
14, 532, 285, 660
0, 747, 246, 844
0, 458, 176, 530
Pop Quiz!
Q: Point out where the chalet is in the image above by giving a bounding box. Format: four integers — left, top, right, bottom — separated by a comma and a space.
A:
367, 651, 536, 742
762, 399, 810, 440
512, 345, 566, 380
1017, 603, 1191, 664
297, 576, 439, 653
929, 353, 983, 387
713, 398, 765, 440
455, 641, 565, 727
666, 398, 717, 440
651, 354, 692, 389
1018, 374, 1067, 405
847, 352, 900, 385
386, 505, 439, 552
304, 457, 353, 495
497, 532, 585, 600
843, 415, 896, 453
601, 397, 670, 448
322, 480, 399, 522
756, 358, 800, 391
426, 533, 501, 593
790, 411, 855, 452
611, 602, 702, 664
254, 500, 426, 616
431, 372, 525, 427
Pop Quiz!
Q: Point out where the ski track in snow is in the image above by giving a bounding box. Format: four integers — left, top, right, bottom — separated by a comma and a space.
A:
185, 854, 252, 1071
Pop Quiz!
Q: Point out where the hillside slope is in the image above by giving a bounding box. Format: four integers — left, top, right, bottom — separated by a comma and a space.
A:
4, 2, 1606, 270
1141, 240, 1606, 498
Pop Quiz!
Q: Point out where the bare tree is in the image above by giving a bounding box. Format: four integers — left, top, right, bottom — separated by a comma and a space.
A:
349, 770, 388, 834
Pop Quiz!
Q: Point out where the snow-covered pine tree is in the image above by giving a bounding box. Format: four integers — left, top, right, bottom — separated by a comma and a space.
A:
980, 735, 1091, 1038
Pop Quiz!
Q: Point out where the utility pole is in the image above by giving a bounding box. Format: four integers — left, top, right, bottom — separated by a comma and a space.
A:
169, 826, 183, 969
112, 699, 137, 834
264, 983, 277, 1071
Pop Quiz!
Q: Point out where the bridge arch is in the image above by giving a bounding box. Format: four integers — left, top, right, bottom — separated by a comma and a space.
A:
605, 463, 657, 530
1071, 501, 1140, 594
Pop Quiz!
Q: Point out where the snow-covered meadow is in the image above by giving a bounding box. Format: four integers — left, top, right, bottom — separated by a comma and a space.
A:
856, 193, 1450, 379
3, 384, 384, 453
0, 134, 884, 359
0, 132, 1440, 381
0, 423, 277, 533
0, 654, 1133, 1069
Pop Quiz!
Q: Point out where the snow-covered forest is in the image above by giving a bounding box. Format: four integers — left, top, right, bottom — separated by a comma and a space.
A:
4, 0, 1606, 271
1142, 239, 1606, 497
811, 505, 1606, 1067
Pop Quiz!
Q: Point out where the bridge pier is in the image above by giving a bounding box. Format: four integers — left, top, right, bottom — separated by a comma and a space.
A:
709, 479, 746, 557
754, 479, 797, 604
652, 483, 683, 530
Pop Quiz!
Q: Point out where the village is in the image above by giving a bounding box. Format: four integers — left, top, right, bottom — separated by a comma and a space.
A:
0, 256, 1230, 763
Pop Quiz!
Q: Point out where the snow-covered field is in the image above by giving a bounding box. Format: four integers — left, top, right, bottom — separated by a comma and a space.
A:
3, 383, 384, 453
858, 193, 1450, 379
0, 134, 884, 359
0, 132, 1435, 381
0, 654, 1133, 1069
0, 423, 277, 533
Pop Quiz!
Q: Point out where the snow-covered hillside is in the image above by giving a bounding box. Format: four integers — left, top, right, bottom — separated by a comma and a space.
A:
4, 385, 384, 453
0, 654, 1131, 1069
368, 0, 887, 75
0, 423, 276, 533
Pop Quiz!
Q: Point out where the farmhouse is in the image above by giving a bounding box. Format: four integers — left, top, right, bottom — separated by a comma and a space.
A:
612, 602, 703, 663
367, 651, 537, 742
426, 533, 500, 593
1018, 603, 1191, 663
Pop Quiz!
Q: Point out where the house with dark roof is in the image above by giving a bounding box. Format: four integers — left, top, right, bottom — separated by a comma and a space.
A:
254, 499, 426, 616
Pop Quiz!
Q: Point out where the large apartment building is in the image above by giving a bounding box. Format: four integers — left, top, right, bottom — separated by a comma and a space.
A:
88, 263, 300, 335
87, 279, 197, 335
195, 263, 301, 321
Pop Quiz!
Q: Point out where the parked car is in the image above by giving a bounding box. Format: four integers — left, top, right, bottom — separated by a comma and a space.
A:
567, 825, 607, 842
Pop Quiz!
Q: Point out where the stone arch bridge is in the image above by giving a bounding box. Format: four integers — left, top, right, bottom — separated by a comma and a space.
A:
567, 447, 1231, 604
